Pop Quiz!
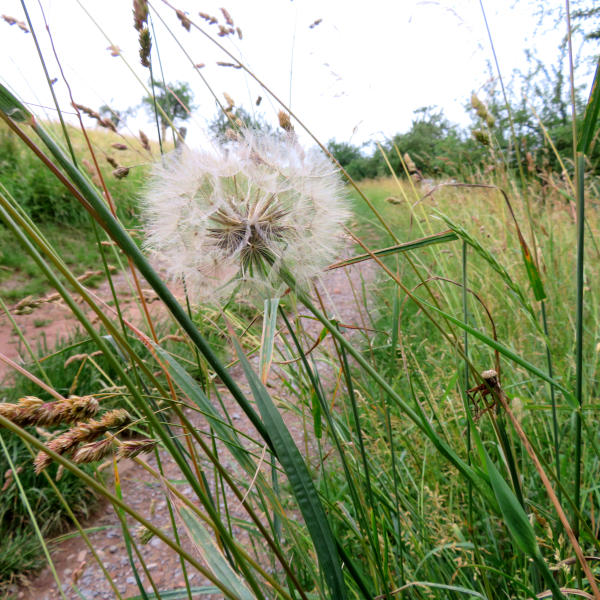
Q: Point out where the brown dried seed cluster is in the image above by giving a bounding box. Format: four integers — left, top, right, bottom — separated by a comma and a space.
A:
176, 9, 191, 31
223, 92, 235, 112
0, 396, 99, 428
197, 8, 237, 37
2, 466, 23, 492
216, 61, 242, 69
106, 156, 119, 169
34, 409, 131, 473
217, 24, 235, 37
2, 14, 29, 33
199, 12, 218, 25
220, 8, 234, 26
278, 111, 294, 133
113, 166, 130, 179
72, 438, 116, 464
73, 103, 117, 132
139, 130, 151, 152
117, 439, 158, 459
133, 0, 148, 31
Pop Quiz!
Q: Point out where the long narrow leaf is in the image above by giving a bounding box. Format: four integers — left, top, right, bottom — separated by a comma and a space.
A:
577, 58, 600, 154
172, 500, 255, 600
327, 230, 458, 270
229, 331, 348, 600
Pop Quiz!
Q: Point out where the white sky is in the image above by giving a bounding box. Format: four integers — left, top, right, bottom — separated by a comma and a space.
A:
0, 0, 591, 149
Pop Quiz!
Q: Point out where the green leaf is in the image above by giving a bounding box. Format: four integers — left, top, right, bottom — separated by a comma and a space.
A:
470, 424, 565, 600
175, 503, 255, 600
259, 298, 279, 384
577, 58, 600, 154
327, 230, 458, 269
0, 83, 32, 122
519, 241, 547, 301
229, 331, 348, 600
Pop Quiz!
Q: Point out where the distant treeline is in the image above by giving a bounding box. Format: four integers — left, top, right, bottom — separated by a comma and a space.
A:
326, 97, 599, 182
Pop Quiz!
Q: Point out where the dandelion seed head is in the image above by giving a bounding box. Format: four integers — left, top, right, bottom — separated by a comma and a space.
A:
141, 129, 349, 303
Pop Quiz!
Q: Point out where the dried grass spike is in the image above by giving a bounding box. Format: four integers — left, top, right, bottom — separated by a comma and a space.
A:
68, 396, 100, 422
199, 12, 218, 24
117, 439, 157, 459
73, 438, 115, 464
139, 130, 151, 152
34, 451, 53, 474
107, 44, 121, 57
278, 110, 293, 132
2, 14, 29, 33
113, 167, 130, 179
220, 8, 234, 26
216, 61, 241, 69
100, 409, 131, 429
223, 92, 235, 109
133, 0, 149, 31
403, 152, 417, 174
139, 27, 152, 68
176, 10, 191, 31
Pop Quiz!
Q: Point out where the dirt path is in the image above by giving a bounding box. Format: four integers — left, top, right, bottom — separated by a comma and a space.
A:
2, 253, 375, 600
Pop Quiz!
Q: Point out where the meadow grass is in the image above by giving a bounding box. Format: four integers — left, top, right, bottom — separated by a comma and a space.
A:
0, 2, 599, 599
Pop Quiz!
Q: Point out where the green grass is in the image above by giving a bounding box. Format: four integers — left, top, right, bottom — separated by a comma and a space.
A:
0, 3, 599, 597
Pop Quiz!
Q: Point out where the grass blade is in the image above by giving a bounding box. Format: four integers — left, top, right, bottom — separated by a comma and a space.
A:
577, 58, 600, 154
172, 500, 255, 600
327, 230, 458, 270
229, 328, 348, 600
259, 298, 279, 384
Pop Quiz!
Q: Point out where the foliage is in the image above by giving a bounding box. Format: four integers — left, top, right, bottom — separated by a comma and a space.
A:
207, 106, 273, 143
141, 79, 195, 140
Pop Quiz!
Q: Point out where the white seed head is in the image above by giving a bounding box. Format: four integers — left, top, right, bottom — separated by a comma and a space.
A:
141, 130, 349, 303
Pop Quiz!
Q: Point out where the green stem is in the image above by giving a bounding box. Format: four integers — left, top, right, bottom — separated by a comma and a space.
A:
573, 152, 585, 563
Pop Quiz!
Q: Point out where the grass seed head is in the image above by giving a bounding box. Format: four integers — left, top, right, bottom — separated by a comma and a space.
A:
113, 166, 130, 179
141, 128, 349, 303
133, 0, 149, 31
72, 437, 116, 464
0, 396, 99, 428
278, 111, 294, 133
176, 10, 191, 31
139, 27, 152, 67
117, 439, 158, 459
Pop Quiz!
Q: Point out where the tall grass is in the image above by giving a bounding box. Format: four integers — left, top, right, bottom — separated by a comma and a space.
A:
0, 2, 599, 599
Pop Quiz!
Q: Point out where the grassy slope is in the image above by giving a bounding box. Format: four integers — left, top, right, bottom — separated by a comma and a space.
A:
0, 122, 160, 302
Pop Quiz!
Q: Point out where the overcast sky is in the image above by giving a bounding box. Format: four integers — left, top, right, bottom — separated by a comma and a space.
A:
0, 1, 591, 149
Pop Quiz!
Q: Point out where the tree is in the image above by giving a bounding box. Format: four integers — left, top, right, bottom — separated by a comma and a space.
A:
142, 80, 194, 141
207, 107, 272, 143
327, 140, 380, 180
99, 104, 136, 130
